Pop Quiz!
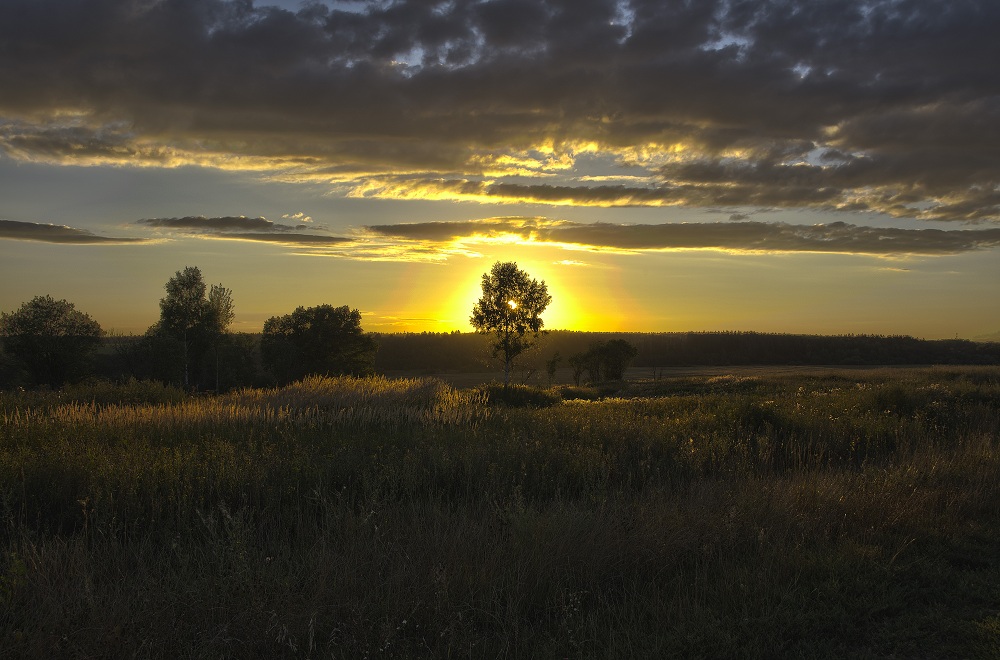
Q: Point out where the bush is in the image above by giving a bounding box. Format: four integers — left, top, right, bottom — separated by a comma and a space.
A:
477, 383, 562, 407
553, 385, 601, 401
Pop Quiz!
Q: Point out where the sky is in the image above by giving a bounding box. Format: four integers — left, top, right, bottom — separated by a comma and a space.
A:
1, 0, 999, 339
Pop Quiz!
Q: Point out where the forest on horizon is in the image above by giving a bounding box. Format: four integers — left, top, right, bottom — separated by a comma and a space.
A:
372, 329, 1000, 373
3, 329, 996, 392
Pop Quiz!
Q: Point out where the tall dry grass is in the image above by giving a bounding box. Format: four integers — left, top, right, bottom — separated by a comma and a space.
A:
1, 368, 998, 657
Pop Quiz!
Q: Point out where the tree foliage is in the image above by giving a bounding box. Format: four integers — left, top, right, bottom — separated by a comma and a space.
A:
569, 339, 639, 384
471, 262, 552, 386
0, 295, 103, 386
159, 267, 207, 341
545, 351, 562, 386
261, 304, 377, 384
597, 339, 640, 380
156, 266, 234, 388
207, 284, 235, 336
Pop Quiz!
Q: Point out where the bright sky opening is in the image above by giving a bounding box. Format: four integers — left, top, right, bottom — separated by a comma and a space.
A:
1, 0, 999, 340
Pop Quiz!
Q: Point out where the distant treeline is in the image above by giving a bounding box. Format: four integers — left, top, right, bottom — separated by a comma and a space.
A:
372, 330, 1000, 373
4, 330, 998, 391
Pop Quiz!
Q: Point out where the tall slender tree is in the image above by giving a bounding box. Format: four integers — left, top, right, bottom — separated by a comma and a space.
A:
471, 261, 551, 387
158, 267, 234, 389
207, 284, 235, 392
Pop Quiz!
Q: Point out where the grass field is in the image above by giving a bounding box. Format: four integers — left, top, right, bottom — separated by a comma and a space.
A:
1, 368, 999, 658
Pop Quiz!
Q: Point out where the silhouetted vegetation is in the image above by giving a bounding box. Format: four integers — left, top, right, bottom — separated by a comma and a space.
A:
471, 261, 551, 386
7, 323, 999, 394
371, 330, 1000, 375
372, 331, 490, 373
3, 268, 998, 395
475, 381, 562, 407
0, 266, 376, 392
0, 295, 102, 387
151, 266, 234, 389
261, 304, 377, 384
568, 338, 639, 384
109, 329, 264, 391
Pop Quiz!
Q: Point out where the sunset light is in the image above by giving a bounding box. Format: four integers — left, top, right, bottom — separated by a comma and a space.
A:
3, 3, 1000, 656
0, 0, 998, 342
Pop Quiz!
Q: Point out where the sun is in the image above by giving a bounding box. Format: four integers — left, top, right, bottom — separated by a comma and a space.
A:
423, 246, 617, 332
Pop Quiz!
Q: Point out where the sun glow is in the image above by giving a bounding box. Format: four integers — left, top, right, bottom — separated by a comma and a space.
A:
421, 253, 600, 332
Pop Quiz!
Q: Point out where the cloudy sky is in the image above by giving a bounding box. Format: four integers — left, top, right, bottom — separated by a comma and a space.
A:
2, 0, 999, 338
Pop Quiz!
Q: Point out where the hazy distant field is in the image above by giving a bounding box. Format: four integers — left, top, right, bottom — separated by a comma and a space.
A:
2, 367, 998, 658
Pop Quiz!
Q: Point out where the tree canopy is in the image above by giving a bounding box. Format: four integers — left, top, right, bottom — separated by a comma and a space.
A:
569, 339, 639, 384
156, 266, 234, 388
261, 304, 377, 384
0, 295, 103, 386
471, 261, 551, 385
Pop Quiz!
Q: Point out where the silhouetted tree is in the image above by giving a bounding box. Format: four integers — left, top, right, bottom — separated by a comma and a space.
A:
206, 284, 235, 392
471, 261, 551, 386
156, 267, 233, 388
545, 351, 561, 386
579, 346, 604, 383
158, 266, 205, 387
568, 339, 639, 384
0, 295, 102, 387
261, 304, 377, 384
599, 339, 639, 380
568, 352, 587, 386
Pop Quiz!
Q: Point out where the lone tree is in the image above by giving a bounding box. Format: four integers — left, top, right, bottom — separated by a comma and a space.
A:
157, 266, 234, 388
0, 295, 103, 387
568, 339, 639, 384
471, 261, 551, 386
595, 338, 639, 380
261, 304, 377, 384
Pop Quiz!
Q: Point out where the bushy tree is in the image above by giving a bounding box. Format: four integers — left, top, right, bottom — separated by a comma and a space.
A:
0, 295, 103, 386
569, 339, 639, 384
156, 266, 234, 388
471, 262, 552, 386
261, 304, 377, 384
599, 339, 640, 380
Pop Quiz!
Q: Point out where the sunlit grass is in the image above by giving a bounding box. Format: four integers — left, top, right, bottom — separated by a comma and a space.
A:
1, 368, 998, 657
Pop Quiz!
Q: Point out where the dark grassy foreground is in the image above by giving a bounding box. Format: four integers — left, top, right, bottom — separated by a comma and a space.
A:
1, 369, 998, 658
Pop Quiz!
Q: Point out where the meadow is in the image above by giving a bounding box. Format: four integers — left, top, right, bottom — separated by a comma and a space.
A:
1, 368, 998, 658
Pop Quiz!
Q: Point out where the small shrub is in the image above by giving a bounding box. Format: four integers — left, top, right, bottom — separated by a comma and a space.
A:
477, 383, 561, 407
554, 385, 601, 401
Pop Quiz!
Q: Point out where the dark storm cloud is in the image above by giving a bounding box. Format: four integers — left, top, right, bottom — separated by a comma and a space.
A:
365, 217, 1000, 256
0, 219, 148, 244
541, 221, 1000, 255
217, 232, 351, 246
138, 216, 304, 232
1, 0, 999, 221
138, 215, 349, 245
